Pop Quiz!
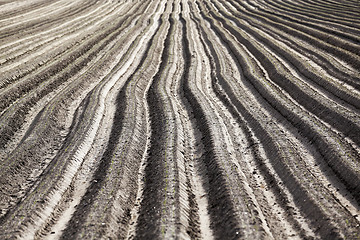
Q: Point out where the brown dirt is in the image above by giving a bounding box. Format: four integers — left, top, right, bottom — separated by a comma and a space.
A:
0, 0, 359, 239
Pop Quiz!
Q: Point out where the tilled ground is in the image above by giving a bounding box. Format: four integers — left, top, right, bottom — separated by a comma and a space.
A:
0, 0, 359, 239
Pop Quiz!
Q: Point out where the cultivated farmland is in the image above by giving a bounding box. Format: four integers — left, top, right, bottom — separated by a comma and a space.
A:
0, 0, 359, 239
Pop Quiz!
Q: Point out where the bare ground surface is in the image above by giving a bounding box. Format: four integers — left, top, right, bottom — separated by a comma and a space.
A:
0, 0, 360, 239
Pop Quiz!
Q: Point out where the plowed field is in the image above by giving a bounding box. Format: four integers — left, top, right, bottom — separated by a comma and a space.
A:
0, 0, 360, 239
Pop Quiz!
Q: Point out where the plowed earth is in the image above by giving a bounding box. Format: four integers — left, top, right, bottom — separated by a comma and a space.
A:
0, 0, 360, 239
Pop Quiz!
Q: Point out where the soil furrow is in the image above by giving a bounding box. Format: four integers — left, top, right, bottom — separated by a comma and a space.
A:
226, 0, 360, 70
0, 0, 60, 21
60, 2, 168, 239
178, 3, 263, 238
201, 0, 360, 153
0, 3, 143, 154
261, 0, 360, 35
0, 1, 118, 72
0, 0, 359, 239
188, 6, 311, 238
0, 0, 147, 228
205, 0, 360, 123
197, 0, 356, 234
134, 2, 182, 238
219, 0, 360, 91
0, 0, 98, 41
203, 0, 360, 203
